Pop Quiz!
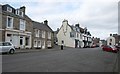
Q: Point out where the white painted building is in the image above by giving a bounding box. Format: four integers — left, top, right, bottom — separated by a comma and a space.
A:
107, 34, 115, 46
57, 19, 85, 48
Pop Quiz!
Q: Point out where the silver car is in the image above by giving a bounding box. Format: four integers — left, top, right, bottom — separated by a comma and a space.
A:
0, 42, 15, 54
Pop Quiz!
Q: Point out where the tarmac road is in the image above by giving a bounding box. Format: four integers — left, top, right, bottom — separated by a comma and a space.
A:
2, 47, 118, 72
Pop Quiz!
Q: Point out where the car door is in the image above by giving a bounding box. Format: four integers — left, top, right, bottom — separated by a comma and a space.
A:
103, 46, 107, 51
107, 46, 112, 51
2, 42, 11, 52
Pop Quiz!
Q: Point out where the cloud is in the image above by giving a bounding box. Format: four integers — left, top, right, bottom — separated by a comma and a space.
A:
1, 0, 119, 39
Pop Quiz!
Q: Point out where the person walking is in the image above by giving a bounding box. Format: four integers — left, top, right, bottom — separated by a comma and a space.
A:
61, 41, 64, 50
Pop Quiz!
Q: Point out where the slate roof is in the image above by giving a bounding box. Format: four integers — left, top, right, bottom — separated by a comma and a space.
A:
32, 21, 53, 32
68, 24, 85, 33
68, 23, 91, 35
2, 4, 29, 20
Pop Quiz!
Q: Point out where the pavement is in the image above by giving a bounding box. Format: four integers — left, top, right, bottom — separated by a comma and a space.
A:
15, 45, 61, 53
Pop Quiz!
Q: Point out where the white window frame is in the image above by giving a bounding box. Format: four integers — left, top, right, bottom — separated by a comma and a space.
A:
35, 29, 39, 37
34, 40, 37, 47
47, 41, 51, 47
48, 32, 51, 39
7, 16, 13, 28
16, 9, 19, 15
38, 40, 41, 47
70, 32, 75, 38
42, 31, 45, 38
84, 36, 86, 40
7, 7, 12, 12
20, 19, 26, 31
19, 11, 23, 17
16, 9, 23, 17
37, 30, 39, 37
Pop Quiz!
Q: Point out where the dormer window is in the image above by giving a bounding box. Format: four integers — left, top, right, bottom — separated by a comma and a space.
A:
16, 9, 23, 17
19, 11, 23, 17
7, 7, 12, 12
16, 9, 19, 15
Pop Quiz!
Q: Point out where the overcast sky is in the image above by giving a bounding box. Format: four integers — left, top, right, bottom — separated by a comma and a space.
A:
1, 0, 119, 40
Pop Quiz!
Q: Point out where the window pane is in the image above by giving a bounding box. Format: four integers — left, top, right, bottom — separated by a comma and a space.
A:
20, 19, 25, 30
8, 17, 12, 27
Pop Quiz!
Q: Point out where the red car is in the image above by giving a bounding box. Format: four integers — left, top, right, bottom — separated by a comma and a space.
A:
102, 45, 119, 53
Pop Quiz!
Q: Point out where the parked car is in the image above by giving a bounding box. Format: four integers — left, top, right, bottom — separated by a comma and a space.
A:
0, 42, 15, 54
115, 45, 120, 51
91, 44, 96, 48
102, 45, 118, 53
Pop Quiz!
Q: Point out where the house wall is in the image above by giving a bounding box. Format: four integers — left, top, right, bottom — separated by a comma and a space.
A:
1, 12, 6, 42
32, 29, 53, 49
2, 10, 32, 49
113, 34, 120, 45
25, 16, 33, 48
57, 23, 75, 48
45, 31, 53, 49
107, 36, 115, 46
0, 5, 2, 42
51, 32, 53, 47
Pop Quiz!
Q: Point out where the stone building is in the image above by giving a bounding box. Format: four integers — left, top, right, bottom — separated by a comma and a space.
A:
32, 20, 53, 49
113, 34, 120, 46
0, 4, 33, 49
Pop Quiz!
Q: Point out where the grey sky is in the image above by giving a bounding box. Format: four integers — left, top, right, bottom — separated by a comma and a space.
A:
1, 0, 119, 40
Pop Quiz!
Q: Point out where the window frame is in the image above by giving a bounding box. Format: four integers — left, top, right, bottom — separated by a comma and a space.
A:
7, 16, 13, 28
35, 29, 39, 37
7, 7, 12, 12
42, 31, 45, 38
48, 32, 51, 39
70, 32, 74, 37
20, 19, 26, 31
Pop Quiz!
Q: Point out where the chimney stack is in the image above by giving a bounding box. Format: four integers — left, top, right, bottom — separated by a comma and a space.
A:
20, 6, 25, 14
75, 24, 79, 27
44, 20, 48, 25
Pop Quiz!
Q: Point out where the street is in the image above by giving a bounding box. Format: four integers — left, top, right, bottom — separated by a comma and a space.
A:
2, 46, 118, 72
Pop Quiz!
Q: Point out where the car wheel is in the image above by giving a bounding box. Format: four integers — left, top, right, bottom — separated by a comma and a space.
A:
9, 49, 15, 54
112, 50, 117, 53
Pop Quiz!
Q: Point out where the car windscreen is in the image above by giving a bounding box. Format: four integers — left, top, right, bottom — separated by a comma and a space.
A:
3, 42, 12, 46
109, 46, 115, 48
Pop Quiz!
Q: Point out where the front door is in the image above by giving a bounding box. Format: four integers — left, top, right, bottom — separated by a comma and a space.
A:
75, 39, 78, 48
20, 36, 24, 48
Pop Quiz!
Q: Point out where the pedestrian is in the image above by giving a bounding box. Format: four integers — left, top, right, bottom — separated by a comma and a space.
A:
61, 41, 64, 50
